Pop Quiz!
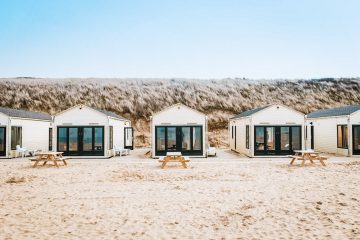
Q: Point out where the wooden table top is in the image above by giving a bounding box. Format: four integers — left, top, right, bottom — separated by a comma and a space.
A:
38, 152, 64, 155
166, 152, 182, 156
294, 150, 318, 154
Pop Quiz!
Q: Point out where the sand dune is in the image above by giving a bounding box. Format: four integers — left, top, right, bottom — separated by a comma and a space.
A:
0, 150, 359, 239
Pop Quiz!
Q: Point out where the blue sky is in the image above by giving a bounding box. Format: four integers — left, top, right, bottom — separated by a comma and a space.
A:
0, 0, 359, 79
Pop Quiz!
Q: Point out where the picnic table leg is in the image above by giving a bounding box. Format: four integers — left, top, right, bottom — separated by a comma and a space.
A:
301, 159, 306, 167
49, 156, 59, 168
42, 161, 47, 166
181, 161, 188, 168
62, 160, 67, 166
320, 160, 326, 166
33, 160, 40, 168
310, 159, 314, 164
161, 161, 167, 169
290, 157, 296, 165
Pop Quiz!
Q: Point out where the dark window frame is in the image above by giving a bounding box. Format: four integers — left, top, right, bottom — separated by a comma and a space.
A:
246, 125, 249, 149
254, 125, 302, 156
49, 128, 53, 151
109, 126, 113, 150
155, 125, 203, 156
57, 126, 105, 156
337, 125, 348, 149
0, 127, 6, 156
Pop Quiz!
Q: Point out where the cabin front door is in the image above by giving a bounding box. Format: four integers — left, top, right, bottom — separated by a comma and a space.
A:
353, 125, 360, 155
0, 127, 6, 156
254, 126, 301, 156
155, 126, 203, 156
57, 126, 104, 156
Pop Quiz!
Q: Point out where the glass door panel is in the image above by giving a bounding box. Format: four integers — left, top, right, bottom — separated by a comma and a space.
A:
68, 128, 79, 152
156, 127, 166, 151
266, 127, 275, 151
291, 127, 301, 151
255, 127, 265, 151
0, 127, 5, 156
167, 127, 177, 151
83, 128, 93, 152
280, 127, 290, 151
353, 126, 360, 155
181, 127, 191, 151
192, 127, 202, 151
94, 127, 103, 152
58, 127, 68, 152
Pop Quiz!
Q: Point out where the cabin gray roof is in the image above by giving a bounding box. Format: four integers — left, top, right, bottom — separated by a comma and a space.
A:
0, 107, 52, 120
307, 105, 360, 118
231, 105, 270, 119
93, 107, 127, 120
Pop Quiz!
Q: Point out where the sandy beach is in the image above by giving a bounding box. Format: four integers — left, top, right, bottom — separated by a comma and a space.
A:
0, 150, 359, 240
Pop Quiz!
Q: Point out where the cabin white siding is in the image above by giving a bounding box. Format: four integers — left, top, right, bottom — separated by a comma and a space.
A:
151, 104, 207, 158
108, 118, 131, 152
251, 105, 304, 125
306, 110, 360, 157
229, 117, 251, 156
306, 117, 348, 156
10, 118, 51, 155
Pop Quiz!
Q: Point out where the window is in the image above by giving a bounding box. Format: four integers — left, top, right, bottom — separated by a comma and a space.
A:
246, 125, 249, 149
109, 126, 113, 150
49, 128, 53, 151
337, 125, 348, 149
11, 126, 22, 150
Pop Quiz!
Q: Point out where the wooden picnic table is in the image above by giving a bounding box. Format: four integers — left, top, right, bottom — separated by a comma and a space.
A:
159, 152, 190, 169
30, 152, 69, 168
289, 150, 327, 166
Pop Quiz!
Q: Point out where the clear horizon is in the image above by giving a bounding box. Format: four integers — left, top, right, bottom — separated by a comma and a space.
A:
0, 0, 359, 79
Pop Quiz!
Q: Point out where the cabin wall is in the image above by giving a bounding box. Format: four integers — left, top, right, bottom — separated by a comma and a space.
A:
229, 118, 251, 157
53, 106, 110, 158
10, 118, 51, 156
151, 105, 207, 157
251, 105, 304, 125
307, 116, 349, 156
108, 118, 131, 152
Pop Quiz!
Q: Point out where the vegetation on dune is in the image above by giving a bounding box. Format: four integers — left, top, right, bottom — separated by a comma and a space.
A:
0, 78, 359, 147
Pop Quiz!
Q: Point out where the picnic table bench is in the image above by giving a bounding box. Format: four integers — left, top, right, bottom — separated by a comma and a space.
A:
159, 152, 190, 169
29, 152, 70, 168
288, 150, 328, 167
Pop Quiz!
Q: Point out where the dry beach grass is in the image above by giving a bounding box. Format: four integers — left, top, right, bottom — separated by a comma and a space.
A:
1, 77, 359, 148
0, 150, 359, 239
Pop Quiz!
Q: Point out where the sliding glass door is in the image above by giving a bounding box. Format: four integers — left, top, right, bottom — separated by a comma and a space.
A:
254, 126, 302, 156
155, 126, 203, 156
353, 125, 360, 155
0, 127, 5, 156
57, 126, 104, 156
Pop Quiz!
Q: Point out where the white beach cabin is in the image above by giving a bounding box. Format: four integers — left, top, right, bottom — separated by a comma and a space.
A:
0, 107, 52, 158
229, 105, 305, 157
53, 105, 133, 158
151, 103, 208, 158
306, 105, 360, 157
